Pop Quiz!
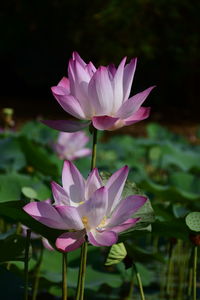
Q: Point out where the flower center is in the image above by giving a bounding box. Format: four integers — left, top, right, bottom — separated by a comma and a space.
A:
97, 216, 107, 229
82, 216, 89, 228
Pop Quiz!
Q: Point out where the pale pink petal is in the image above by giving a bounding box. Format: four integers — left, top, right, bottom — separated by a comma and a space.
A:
123, 58, 137, 101
51, 88, 86, 119
55, 205, 84, 230
41, 119, 91, 132
72, 148, 91, 160
42, 238, 54, 251
51, 181, 70, 205
62, 161, 86, 205
23, 202, 68, 230
108, 63, 117, 78
107, 218, 140, 233
86, 61, 96, 76
88, 66, 113, 115
107, 195, 147, 228
92, 116, 119, 130
87, 229, 117, 246
116, 86, 155, 119
85, 168, 103, 199
106, 166, 129, 215
112, 57, 126, 112
77, 187, 108, 228
72, 51, 87, 67
124, 107, 151, 125
58, 77, 70, 92
56, 231, 85, 252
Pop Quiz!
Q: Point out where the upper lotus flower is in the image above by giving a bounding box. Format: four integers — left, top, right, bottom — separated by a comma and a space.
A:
43, 52, 155, 132
23, 161, 147, 252
53, 131, 91, 160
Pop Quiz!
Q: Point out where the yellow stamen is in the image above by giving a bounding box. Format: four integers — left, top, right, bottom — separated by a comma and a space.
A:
82, 216, 88, 227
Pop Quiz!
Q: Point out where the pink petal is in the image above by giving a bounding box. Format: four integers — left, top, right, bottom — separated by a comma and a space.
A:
62, 161, 86, 205
77, 187, 108, 228
56, 231, 85, 252
42, 238, 54, 251
112, 57, 126, 112
124, 107, 151, 125
92, 115, 119, 130
107, 195, 147, 228
88, 66, 113, 115
51, 181, 70, 206
85, 168, 103, 199
55, 205, 84, 230
72, 51, 87, 67
58, 77, 70, 92
106, 166, 129, 215
23, 202, 68, 230
51, 88, 86, 119
72, 148, 91, 160
116, 86, 155, 119
41, 119, 91, 132
107, 218, 140, 233
123, 58, 137, 101
88, 229, 118, 246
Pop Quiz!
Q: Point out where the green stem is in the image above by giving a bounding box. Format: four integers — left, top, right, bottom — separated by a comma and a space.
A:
127, 263, 135, 299
32, 247, 43, 300
76, 127, 98, 300
133, 263, 146, 300
24, 229, 31, 300
193, 246, 198, 300
62, 253, 68, 300
90, 126, 98, 170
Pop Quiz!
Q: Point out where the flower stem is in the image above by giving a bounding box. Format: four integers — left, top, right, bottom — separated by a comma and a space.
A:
193, 246, 198, 300
133, 263, 146, 300
62, 253, 68, 300
24, 229, 31, 300
127, 263, 135, 299
90, 126, 98, 170
32, 246, 43, 300
76, 127, 98, 300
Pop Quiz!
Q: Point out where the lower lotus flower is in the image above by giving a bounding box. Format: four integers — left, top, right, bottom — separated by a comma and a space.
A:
23, 162, 147, 252
53, 131, 91, 160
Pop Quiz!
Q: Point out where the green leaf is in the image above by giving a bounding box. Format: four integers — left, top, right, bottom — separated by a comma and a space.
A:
21, 186, 38, 199
105, 243, 127, 266
0, 234, 26, 262
185, 212, 200, 232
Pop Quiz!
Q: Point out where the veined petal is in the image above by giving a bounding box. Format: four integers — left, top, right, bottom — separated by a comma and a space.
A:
85, 168, 103, 200
41, 120, 91, 132
123, 58, 137, 101
106, 166, 129, 215
23, 202, 68, 230
116, 86, 155, 119
51, 88, 86, 119
56, 231, 85, 252
88, 229, 117, 246
124, 107, 151, 125
62, 161, 86, 205
112, 57, 126, 112
51, 181, 70, 206
92, 116, 119, 130
107, 218, 140, 233
88, 66, 113, 115
77, 187, 108, 228
107, 195, 147, 228
55, 205, 84, 230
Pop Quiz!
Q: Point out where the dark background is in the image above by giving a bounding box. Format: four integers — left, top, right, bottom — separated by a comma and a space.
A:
1, 0, 200, 122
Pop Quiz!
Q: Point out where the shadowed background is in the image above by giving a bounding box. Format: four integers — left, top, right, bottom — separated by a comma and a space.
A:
0, 0, 200, 123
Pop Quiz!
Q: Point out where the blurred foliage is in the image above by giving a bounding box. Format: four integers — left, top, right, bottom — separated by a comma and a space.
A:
0, 0, 200, 117
0, 121, 200, 299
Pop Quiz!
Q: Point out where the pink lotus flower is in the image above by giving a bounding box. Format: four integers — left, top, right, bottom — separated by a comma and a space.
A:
53, 131, 91, 160
43, 52, 155, 132
23, 161, 147, 252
